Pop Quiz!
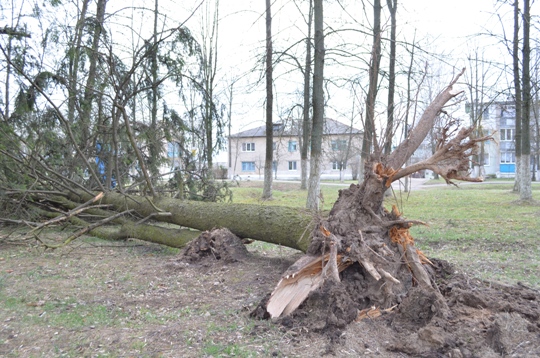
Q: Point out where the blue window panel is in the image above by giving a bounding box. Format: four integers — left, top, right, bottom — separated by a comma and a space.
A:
500, 164, 515, 173
242, 162, 255, 171
167, 142, 176, 157
288, 141, 297, 152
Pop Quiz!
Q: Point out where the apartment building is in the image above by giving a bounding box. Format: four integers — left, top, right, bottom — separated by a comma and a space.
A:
228, 118, 363, 180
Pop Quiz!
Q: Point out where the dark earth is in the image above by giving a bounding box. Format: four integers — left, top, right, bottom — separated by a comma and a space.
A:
183, 229, 540, 357
0, 227, 539, 357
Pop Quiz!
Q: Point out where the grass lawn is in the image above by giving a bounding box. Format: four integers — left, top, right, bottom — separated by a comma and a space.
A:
229, 180, 540, 288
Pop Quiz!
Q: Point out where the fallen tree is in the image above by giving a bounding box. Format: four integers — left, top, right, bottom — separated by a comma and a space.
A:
70, 191, 315, 251
253, 69, 493, 328
27, 69, 496, 329
2, 69, 498, 336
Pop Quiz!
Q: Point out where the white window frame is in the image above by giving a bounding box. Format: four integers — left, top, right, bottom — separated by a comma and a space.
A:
288, 161, 297, 171
500, 129, 515, 141
242, 142, 255, 152
482, 153, 490, 166
500, 151, 515, 164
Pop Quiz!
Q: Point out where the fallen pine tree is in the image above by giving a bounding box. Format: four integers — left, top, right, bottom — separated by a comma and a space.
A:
69, 191, 316, 252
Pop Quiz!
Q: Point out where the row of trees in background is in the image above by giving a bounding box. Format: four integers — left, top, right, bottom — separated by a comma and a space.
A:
259, 0, 539, 209
1, 0, 539, 216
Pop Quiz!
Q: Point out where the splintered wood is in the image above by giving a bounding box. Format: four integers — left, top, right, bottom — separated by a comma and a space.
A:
266, 253, 352, 318
266, 226, 353, 318
389, 206, 432, 266
373, 163, 398, 187
356, 305, 397, 321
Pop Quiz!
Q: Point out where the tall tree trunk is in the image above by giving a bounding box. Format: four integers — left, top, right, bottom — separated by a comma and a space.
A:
360, 0, 382, 182
80, 0, 106, 149
67, 0, 90, 125
513, 0, 522, 192
202, 0, 220, 170
148, 0, 160, 179
301, 0, 313, 190
521, 0, 532, 200
306, 0, 324, 210
403, 38, 416, 192
262, 0, 274, 199
384, 0, 397, 154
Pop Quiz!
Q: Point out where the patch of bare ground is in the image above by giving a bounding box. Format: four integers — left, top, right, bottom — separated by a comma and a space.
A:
0, 228, 539, 357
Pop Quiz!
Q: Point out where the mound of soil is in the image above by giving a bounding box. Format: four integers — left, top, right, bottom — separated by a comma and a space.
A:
184, 229, 540, 357
180, 228, 250, 263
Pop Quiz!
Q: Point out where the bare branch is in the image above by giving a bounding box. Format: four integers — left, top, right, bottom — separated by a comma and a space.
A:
0, 26, 31, 38
24, 193, 105, 237
392, 126, 493, 184
387, 68, 466, 171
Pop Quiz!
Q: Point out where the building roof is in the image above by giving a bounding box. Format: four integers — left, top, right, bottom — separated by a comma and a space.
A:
230, 118, 362, 138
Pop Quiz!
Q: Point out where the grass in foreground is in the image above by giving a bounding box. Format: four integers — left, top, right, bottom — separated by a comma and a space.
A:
229, 180, 540, 288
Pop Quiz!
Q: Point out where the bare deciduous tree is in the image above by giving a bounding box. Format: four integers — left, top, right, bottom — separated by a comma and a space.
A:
262, 0, 274, 200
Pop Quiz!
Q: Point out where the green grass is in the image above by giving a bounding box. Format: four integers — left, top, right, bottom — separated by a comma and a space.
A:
397, 184, 540, 287
230, 181, 349, 211
229, 181, 540, 288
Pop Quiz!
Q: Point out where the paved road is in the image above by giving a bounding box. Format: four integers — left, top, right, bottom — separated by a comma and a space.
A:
391, 178, 518, 191
256, 178, 518, 192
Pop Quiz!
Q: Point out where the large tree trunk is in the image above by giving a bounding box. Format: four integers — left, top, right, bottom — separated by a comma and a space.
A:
384, 0, 397, 154
513, 0, 522, 192
72, 191, 314, 252
520, 0, 532, 200
80, 0, 106, 148
360, 0, 382, 183
300, 0, 313, 191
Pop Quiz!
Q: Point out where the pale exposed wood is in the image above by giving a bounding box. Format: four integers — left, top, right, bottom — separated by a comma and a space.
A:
378, 267, 400, 284
266, 253, 352, 318
404, 245, 432, 289
359, 258, 381, 281
322, 235, 340, 282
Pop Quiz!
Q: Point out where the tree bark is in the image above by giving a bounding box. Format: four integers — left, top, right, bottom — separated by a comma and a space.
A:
80, 0, 106, 147
520, 0, 532, 200
72, 191, 314, 252
384, 0, 397, 154
360, 0, 382, 182
42, 195, 201, 247
306, 0, 324, 210
301, 0, 313, 190
513, 0, 522, 192
262, 0, 274, 199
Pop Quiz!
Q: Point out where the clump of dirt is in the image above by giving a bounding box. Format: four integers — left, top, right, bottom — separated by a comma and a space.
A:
180, 227, 249, 263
